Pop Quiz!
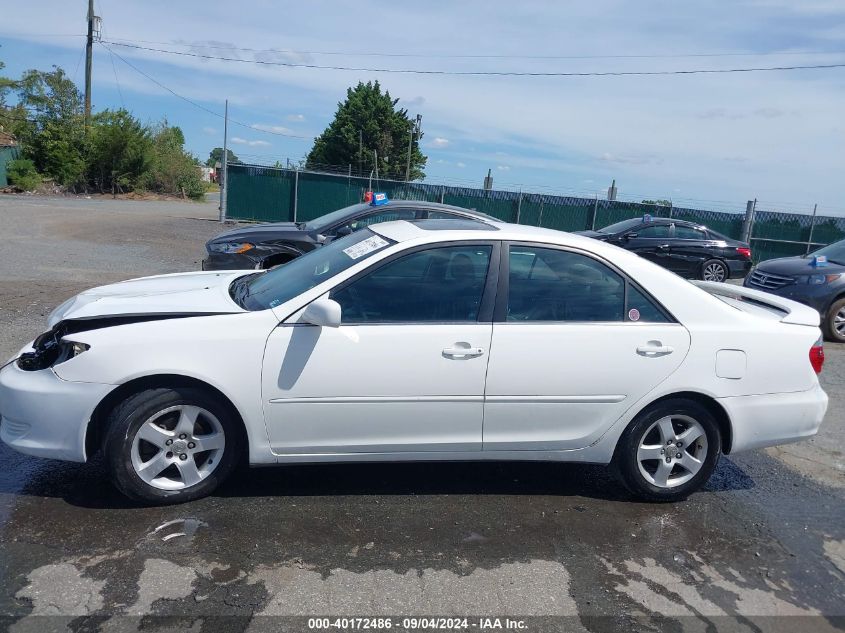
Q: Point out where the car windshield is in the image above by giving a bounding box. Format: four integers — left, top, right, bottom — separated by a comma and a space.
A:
235, 229, 394, 311
304, 204, 369, 232
810, 239, 845, 265
597, 218, 643, 234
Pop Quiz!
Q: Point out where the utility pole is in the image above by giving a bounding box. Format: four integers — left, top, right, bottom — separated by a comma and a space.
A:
741, 199, 756, 243
219, 99, 229, 222
404, 114, 422, 182
373, 149, 379, 185
806, 203, 818, 255
84, 0, 95, 127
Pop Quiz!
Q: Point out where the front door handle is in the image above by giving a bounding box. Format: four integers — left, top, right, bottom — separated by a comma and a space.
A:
657, 244, 671, 251
443, 343, 485, 359
637, 341, 674, 356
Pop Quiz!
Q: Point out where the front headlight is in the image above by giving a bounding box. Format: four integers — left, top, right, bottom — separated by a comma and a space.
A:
56, 341, 90, 364
807, 273, 841, 285
17, 338, 89, 371
208, 242, 255, 254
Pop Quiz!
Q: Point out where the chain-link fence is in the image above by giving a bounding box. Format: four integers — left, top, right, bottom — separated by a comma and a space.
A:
225, 163, 845, 263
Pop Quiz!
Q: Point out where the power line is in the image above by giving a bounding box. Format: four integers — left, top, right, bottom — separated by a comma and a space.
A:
100, 43, 312, 140
99, 36, 845, 61
108, 48, 124, 107
103, 40, 845, 77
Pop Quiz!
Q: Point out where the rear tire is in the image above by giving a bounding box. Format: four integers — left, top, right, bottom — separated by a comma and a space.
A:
700, 259, 728, 282
102, 386, 243, 505
824, 297, 845, 343
614, 398, 721, 502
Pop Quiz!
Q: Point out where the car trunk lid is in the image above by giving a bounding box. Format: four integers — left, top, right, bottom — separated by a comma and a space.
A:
691, 280, 820, 327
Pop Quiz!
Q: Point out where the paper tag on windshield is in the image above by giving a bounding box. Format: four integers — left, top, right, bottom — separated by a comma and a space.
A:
343, 235, 389, 260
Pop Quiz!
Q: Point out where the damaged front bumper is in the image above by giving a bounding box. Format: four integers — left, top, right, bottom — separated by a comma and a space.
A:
0, 358, 113, 462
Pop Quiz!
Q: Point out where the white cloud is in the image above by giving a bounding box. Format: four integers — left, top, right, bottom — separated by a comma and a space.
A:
251, 124, 293, 134
286, 114, 305, 122
5, 1, 845, 210
456, 162, 466, 168
429, 137, 450, 148
231, 137, 271, 147
497, 165, 511, 171
202, 126, 217, 135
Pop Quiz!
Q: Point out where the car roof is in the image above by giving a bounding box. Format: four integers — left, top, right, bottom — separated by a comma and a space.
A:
371, 218, 597, 248
337, 200, 497, 219
644, 217, 697, 227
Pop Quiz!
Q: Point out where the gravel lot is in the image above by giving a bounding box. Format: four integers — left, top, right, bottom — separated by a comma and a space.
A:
0, 194, 843, 631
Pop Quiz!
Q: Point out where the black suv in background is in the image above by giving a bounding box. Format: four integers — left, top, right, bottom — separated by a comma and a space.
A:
745, 238, 845, 342
202, 200, 497, 271
575, 217, 752, 282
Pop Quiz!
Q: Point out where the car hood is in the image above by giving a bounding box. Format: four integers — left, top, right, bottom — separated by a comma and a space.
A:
208, 222, 304, 245
755, 256, 845, 276
47, 271, 249, 327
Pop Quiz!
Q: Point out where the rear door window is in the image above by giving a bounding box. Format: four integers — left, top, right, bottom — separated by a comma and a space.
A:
675, 226, 707, 240
505, 246, 671, 323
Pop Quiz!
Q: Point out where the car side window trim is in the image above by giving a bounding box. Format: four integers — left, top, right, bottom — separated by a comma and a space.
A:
493, 241, 678, 324
326, 240, 500, 325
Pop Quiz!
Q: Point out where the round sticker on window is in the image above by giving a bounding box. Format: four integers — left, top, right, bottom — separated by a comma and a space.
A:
628, 308, 641, 322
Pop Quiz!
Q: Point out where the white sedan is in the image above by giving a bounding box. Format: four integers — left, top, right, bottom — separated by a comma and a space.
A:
0, 219, 828, 504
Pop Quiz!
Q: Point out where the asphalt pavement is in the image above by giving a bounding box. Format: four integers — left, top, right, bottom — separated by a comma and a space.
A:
0, 194, 843, 632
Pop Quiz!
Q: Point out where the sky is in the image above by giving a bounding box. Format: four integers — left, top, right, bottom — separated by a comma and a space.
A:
1, 0, 844, 214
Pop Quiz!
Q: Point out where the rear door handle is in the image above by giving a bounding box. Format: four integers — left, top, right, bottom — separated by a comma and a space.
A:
443, 344, 485, 358
637, 342, 674, 356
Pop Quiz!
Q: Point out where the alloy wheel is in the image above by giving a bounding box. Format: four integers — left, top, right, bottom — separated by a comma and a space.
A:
130, 405, 226, 491
703, 263, 726, 282
835, 306, 845, 337
636, 414, 708, 489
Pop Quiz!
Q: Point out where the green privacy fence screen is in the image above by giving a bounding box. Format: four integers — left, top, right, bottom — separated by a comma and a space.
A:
226, 164, 845, 262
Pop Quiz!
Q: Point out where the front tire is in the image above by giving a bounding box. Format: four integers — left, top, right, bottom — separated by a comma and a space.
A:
701, 259, 728, 282
102, 387, 243, 504
614, 398, 721, 502
824, 297, 845, 343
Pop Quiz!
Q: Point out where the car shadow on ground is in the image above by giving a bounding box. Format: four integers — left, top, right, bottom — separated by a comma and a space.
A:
0, 446, 755, 510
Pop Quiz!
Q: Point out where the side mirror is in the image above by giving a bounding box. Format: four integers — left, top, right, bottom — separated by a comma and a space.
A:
300, 297, 341, 328
624, 232, 638, 240
335, 225, 353, 238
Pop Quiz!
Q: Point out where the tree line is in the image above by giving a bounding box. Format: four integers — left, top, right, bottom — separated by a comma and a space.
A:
0, 61, 207, 200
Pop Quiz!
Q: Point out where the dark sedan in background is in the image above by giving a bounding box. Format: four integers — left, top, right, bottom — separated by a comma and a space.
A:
745, 238, 845, 342
575, 217, 752, 282
203, 200, 497, 271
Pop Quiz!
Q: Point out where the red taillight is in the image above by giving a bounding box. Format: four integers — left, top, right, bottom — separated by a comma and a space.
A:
810, 339, 825, 374
737, 247, 752, 259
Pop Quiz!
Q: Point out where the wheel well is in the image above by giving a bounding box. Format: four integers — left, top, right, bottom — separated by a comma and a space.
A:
261, 251, 298, 269
85, 374, 248, 459
823, 292, 845, 317
635, 391, 733, 454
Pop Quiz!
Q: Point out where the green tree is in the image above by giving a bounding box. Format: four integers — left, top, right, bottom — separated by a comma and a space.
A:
641, 199, 672, 206
0, 60, 18, 112
142, 122, 206, 200
206, 147, 239, 167
7, 158, 41, 191
307, 81, 427, 180
87, 109, 152, 195
14, 66, 87, 189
